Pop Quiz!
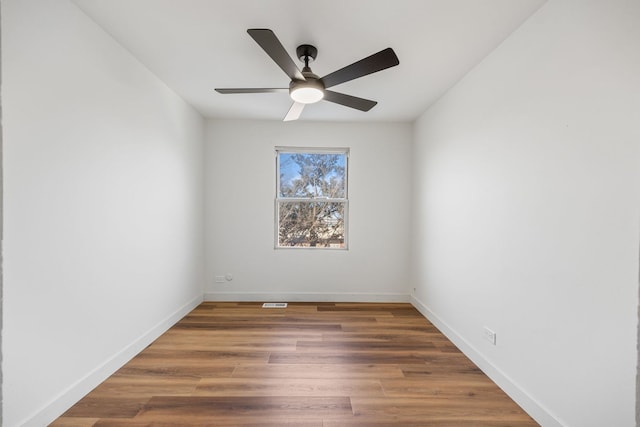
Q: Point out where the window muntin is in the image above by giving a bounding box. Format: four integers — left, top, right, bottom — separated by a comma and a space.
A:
276, 148, 348, 249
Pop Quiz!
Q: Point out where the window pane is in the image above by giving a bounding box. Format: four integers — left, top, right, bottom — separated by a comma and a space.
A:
278, 201, 345, 248
279, 152, 346, 198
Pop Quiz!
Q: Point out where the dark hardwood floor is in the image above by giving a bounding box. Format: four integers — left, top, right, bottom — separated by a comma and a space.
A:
51, 302, 539, 426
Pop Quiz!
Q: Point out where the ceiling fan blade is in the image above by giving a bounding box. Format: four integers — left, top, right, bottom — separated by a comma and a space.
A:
215, 88, 288, 94
283, 102, 305, 121
321, 48, 399, 89
323, 90, 377, 112
247, 29, 305, 81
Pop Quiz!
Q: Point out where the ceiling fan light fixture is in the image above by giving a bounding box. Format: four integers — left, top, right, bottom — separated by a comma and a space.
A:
290, 87, 324, 104
290, 83, 324, 104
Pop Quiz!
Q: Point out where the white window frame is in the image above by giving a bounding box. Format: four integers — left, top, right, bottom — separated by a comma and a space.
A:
275, 147, 349, 250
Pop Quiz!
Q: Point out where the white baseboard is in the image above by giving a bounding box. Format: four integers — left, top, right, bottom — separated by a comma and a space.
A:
203, 291, 411, 303
21, 294, 203, 427
410, 295, 564, 427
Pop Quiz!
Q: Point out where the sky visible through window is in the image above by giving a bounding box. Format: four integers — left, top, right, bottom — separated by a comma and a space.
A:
278, 153, 300, 185
278, 152, 346, 198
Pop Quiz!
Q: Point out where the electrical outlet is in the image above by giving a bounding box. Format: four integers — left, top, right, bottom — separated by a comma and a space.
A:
215, 275, 225, 283
483, 327, 497, 345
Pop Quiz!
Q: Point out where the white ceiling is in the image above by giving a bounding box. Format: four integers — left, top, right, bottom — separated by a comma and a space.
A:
72, 0, 546, 122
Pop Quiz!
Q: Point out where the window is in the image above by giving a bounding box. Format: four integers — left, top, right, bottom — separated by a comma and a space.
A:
276, 147, 348, 249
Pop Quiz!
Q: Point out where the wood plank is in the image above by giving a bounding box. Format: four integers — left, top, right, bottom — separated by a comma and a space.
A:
296, 340, 437, 351
150, 336, 298, 352
88, 374, 200, 398
380, 375, 512, 399
135, 348, 271, 364
194, 377, 384, 397
92, 420, 323, 427
115, 362, 236, 378
324, 420, 538, 427
61, 397, 148, 418
350, 396, 535, 420
402, 359, 484, 376
49, 418, 98, 427
172, 322, 342, 331
231, 363, 405, 380
135, 395, 352, 419
268, 351, 429, 365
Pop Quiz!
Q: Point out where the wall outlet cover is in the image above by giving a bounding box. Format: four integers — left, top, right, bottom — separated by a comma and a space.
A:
484, 327, 497, 345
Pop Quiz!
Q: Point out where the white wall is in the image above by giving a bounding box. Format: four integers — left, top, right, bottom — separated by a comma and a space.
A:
411, 0, 640, 426
205, 119, 412, 301
2, 1, 205, 426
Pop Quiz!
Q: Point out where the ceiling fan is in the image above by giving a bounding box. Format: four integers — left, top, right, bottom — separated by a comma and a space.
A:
215, 29, 400, 121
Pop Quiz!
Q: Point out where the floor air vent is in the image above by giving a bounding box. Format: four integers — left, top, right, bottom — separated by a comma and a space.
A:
262, 302, 288, 308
